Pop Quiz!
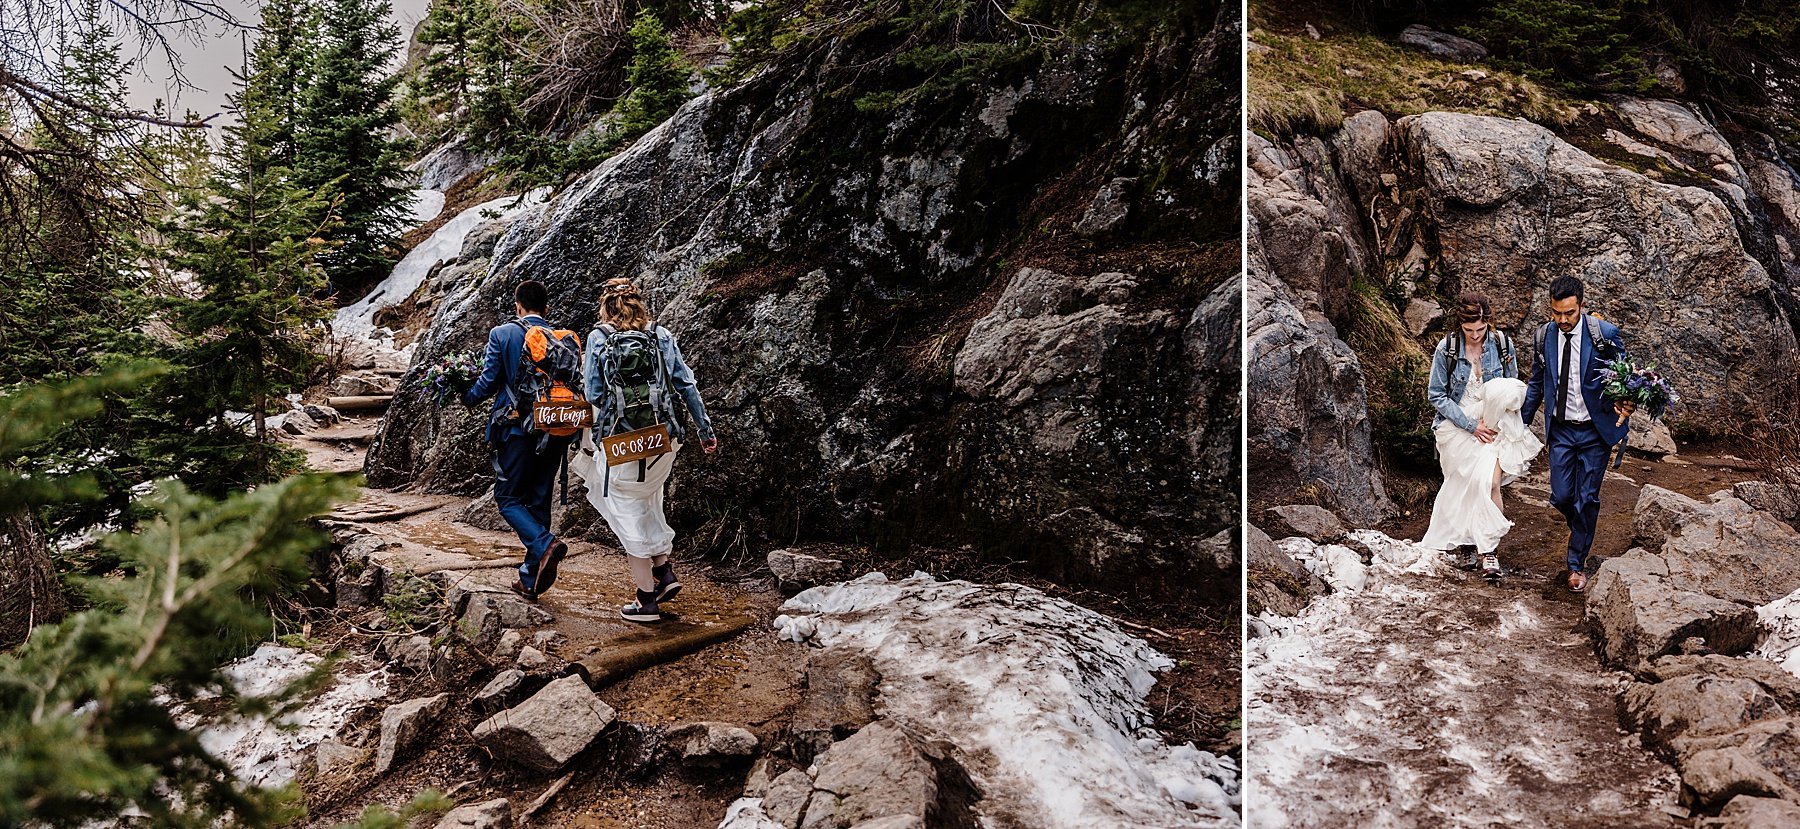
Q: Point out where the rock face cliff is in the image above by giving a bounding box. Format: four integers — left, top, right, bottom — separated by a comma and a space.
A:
365, 10, 1241, 603
1249, 100, 1800, 521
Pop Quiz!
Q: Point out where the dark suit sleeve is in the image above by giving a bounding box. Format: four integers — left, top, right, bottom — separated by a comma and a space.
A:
462, 327, 508, 407
1521, 325, 1544, 427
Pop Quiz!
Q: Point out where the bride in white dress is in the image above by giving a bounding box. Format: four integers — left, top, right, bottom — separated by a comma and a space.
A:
1420, 294, 1544, 579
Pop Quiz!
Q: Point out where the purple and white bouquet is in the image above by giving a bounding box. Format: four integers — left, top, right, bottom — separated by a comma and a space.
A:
1598, 358, 1679, 427
423, 350, 483, 406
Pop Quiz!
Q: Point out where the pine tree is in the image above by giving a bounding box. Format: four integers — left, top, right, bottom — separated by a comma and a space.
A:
294, 0, 411, 292
157, 70, 336, 490
243, 0, 320, 171
405, 0, 483, 137
614, 8, 692, 140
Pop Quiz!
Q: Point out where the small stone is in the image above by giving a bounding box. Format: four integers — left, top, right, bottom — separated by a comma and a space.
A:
475, 669, 526, 715
516, 645, 549, 670
280, 408, 319, 436
744, 756, 778, 797
494, 630, 524, 662
303, 403, 342, 425
668, 721, 759, 765
432, 798, 513, 829
768, 549, 846, 595
532, 630, 567, 652
314, 740, 361, 776
1264, 504, 1346, 542
375, 693, 451, 774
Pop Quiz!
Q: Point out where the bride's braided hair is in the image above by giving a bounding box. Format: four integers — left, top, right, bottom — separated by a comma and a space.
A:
599, 278, 652, 331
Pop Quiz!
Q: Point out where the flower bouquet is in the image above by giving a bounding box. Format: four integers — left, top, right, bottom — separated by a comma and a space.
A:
423, 350, 483, 406
1598, 358, 1679, 427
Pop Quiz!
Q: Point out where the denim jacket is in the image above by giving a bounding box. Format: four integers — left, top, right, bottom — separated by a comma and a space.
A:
582, 324, 715, 442
1427, 332, 1518, 433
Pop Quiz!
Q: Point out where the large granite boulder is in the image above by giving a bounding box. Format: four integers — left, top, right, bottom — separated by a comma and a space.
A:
364, 16, 1240, 603
472, 674, 616, 771
1586, 555, 1761, 667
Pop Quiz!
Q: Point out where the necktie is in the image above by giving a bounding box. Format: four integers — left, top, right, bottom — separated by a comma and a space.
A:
1555, 330, 1574, 421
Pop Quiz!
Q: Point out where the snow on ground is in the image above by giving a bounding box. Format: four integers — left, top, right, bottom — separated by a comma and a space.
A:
407, 188, 446, 225
332, 188, 550, 341
756, 571, 1238, 829
1246, 532, 1682, 829
170, 645, 388, 788
1755, 588, 1800, 677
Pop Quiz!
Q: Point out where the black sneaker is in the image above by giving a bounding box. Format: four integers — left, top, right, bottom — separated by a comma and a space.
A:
536, 539, 568, 595
652, 562, 682, 604
621, 590, 661, 623
1481, 553, 1502, 581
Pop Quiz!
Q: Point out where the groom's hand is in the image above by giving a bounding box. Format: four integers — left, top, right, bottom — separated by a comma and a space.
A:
1475, 420, 1498, 444
1615, 400, 1637, 419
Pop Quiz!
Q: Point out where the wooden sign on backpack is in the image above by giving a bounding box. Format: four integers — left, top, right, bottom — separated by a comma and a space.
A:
602, 422, 672, 466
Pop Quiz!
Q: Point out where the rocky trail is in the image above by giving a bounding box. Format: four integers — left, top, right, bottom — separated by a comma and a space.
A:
192, 402, 1244, 829
1246, 446, 1764, 828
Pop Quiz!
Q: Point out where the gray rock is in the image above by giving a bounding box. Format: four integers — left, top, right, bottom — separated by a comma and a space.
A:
1585, 555, 1760, 667
281, 408, 320, 436
1698, 796, 1800, 828
1621, 669, 1791, 760
1071, 177, 1134, 236
460, 594, 553, 648
668, 721, 759, 765
1676, 719, 1800, 811
1403, 298, 1442, 337
494, 629, 524, 662
1247, 522, 1330, 619
515, 645, 549, 671
314, 739, 361, 776
432, 798, 512, 829
375, 693, 451, 774
330, 372, 398, 397
800, 721, 966, 829
1627, 485, 1800, 606
472, 675, 615, 771
1397, 25, 1489, 62
336, 561, 386, 611
844, 817, 924, 829
1735, 481, 1800, 522
767, 549, 846, 595
386, 634, 437, 675
446, 580, 508, 616
744, 756, 778, 797
531, 630, 568, 652
1265, 504, 1345, 542
303, 403, 342, 425
790, 648, 880, 764
763, 768, 815, 828
1628, 417, 1678, 456
474, 669, 526, 715
457, 490, 511, 532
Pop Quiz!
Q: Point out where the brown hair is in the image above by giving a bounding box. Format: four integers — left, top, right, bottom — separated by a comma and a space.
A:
1456, 292, 1491, 324
598, 278, 652, 331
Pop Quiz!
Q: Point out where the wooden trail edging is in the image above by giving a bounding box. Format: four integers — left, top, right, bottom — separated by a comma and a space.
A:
574, 614, 757, 688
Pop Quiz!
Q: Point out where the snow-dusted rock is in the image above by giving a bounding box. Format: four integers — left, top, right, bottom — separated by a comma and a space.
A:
179, 646, 388, 788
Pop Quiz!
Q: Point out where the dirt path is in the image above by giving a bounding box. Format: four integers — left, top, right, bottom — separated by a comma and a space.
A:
1246, 447, 1758, 829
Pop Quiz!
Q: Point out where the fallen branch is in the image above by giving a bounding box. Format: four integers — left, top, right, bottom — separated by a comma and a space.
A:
522, 771, 576, 820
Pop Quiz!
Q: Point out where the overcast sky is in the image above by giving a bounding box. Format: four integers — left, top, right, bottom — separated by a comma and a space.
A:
121, 0, 431, 120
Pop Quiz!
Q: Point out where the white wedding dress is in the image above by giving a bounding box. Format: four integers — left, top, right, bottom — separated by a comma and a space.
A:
568, 430, 683, 559
1420, 368, 1543, 554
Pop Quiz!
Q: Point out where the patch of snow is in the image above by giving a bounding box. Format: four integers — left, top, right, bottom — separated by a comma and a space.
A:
1755, 587, 1800, 677
171, 645, 388, 788
716, 799, 786, 829
407, 187, 446, 225
332, 188, 550, 341
769, 571, 1239, 828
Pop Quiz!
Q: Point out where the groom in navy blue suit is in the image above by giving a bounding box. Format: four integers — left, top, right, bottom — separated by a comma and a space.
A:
1521, 275, 1638, 592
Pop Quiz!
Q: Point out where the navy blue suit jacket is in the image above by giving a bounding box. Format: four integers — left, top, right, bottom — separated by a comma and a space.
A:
462, 314, 548, 443
1521, 314, 1630, 446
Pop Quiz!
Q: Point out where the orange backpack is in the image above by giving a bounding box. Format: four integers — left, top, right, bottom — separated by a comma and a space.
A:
511, 320, 592, 438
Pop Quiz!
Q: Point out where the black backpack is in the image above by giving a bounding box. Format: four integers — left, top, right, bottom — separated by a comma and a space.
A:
1534, 314, 1616, 369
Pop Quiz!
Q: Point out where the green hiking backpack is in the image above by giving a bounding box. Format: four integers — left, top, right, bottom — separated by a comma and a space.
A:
595, 324, 671, 435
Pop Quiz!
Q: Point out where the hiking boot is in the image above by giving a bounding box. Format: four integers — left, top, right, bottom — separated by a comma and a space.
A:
1567, 570, 1588, 593
1456, 546, 1481, 571
1481, 553, 1501, 580
509, 580, 538, 602
536, 539, 569, 595
621, 590, 661, 623
652, 562, 681, 604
